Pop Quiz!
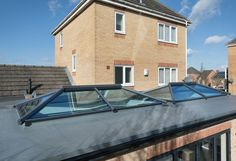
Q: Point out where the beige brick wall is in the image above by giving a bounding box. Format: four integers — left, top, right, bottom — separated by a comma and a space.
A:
94, 3, 187, 91
229, 46, 236, 95
54, 2, 187, 91
55, 3, 96, 85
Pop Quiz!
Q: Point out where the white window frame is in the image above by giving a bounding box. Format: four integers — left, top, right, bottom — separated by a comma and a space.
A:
72, 54, 77, 72
158, 23, 177, 44
114, 65, 134, 86
59, 32, 63, 48
158, 67, 178, 86
115, 12, 126, 34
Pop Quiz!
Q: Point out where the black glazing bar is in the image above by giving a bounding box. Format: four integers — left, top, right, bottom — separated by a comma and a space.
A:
94, 88, 118, 113
183, 83, 208, 100
168, 83, 175, 103
63, 84, 122, 92
123, 87, 168, 105
18, 88, 64, 125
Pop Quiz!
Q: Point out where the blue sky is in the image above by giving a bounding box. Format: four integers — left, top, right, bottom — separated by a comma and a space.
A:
0, 0, 235, 70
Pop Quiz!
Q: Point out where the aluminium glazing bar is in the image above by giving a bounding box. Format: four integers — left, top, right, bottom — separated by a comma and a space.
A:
94, 88, 118, 113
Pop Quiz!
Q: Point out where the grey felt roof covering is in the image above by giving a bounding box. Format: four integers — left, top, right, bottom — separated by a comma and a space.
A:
1, 94, 236, 161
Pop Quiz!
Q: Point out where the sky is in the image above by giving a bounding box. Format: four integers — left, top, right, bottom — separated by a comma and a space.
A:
0, 0, 235, 70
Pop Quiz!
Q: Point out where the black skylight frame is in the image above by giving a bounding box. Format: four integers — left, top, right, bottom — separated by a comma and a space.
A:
145, 82, 229, 103
15, 84, 165, 126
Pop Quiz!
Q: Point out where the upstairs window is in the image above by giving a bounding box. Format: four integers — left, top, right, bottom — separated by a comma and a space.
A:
72, 54, 76, 72
115, 12, 125, 34
59, 32, 63, 48
158, 23, 177, 43
115, 66, 134, 86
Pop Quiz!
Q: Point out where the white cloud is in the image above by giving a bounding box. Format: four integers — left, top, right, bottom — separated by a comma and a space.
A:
179, 0, 190, 14
187, 48, 197, 56
48, 0, 62, 16
70, 0, 80, 4
189, 0, 221, 30
204, 35, 230, 45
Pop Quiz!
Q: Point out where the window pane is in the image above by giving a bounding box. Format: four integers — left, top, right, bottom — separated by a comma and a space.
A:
115, 67, 123, 84
159, 68, 164, 84
199, 139, 214, 161
116, 13, 123, 31
125, 67, 132, 83
189, 84, 223, 97
151, 155, 173, 161
146, 86, 172, 101
99, 89, 161, 108
171, 69, 177, 82
172, 85, 203, 101
32, 91, 109, 118
177, 144, 195, 161
216, 133, 227, 161
165, 25, 170, 41
72, 55, 76, 71
171, 27, 176, 42
159, 24, 164, 40
165, 68, 170, 84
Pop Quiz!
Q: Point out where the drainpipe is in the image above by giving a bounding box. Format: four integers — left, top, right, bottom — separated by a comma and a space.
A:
185, 20, 188, 77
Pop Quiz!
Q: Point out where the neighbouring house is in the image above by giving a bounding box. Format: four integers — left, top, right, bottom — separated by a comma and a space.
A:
52, 0, 190, 91
198, 70, 217, 87
187, 67, 200, 82
228, 38, 236, 95
212, 71, 225, 89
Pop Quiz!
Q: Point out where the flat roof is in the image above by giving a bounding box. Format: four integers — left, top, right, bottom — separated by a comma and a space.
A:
1, 84, 236, 160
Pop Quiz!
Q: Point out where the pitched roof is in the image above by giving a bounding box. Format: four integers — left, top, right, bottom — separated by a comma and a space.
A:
227, 38, 236, 47
52, 0, 190, 35
113, 0, 188, 20
200, 70, 215, 80
213, 71, 225, 80
187, 67, 200, 75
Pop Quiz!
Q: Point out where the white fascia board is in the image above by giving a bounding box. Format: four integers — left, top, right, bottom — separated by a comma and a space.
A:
52, 0, 190, 35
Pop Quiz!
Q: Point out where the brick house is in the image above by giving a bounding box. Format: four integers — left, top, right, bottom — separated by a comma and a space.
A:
228, 38, 236, 95
52, 0, 190, 91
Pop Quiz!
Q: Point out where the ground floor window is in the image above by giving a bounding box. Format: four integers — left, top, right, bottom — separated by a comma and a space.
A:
115, 66, 134, 86
149, 131, 230, 161
158, 67, 177, 86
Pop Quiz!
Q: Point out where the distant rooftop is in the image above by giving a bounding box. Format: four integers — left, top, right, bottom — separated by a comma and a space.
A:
187, 67, 200, 75
227, 38, 236, 47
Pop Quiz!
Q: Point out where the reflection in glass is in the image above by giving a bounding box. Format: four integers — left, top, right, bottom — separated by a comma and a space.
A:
199, 139, 214, 161
99, 89, 161, 108
189, 84, 222, 97
32, 91, 109, 118
115, 67, 123, 84
154, 155, 173, 161
145, 87, 172, 101
177, 144, 195, 161
172, 85, 202, 101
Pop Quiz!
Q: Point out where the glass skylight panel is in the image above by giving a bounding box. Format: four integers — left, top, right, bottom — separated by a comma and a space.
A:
171, 85, 203, 101
189, 84, 223, 97
31, 91, 109, 119
17, 93, 54, 117
145, 86, 172, 101
99, 89, 161, 108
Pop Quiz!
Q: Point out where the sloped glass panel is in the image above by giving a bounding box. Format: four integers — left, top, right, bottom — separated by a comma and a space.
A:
99, 89, 161, 108
17, 93, 54, 117
145, 87, 172, 101
172, 85, 203, 101
189, 84, 223, 97
32, 91, 109, 119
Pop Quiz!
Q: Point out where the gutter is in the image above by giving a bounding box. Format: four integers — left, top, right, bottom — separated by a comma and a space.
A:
227, 44, 236, 47
51, 0, 191, 35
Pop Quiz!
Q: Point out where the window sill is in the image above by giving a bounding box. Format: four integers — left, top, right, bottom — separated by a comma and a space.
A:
114, 31, 126, 35
158, 41, 178, 47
